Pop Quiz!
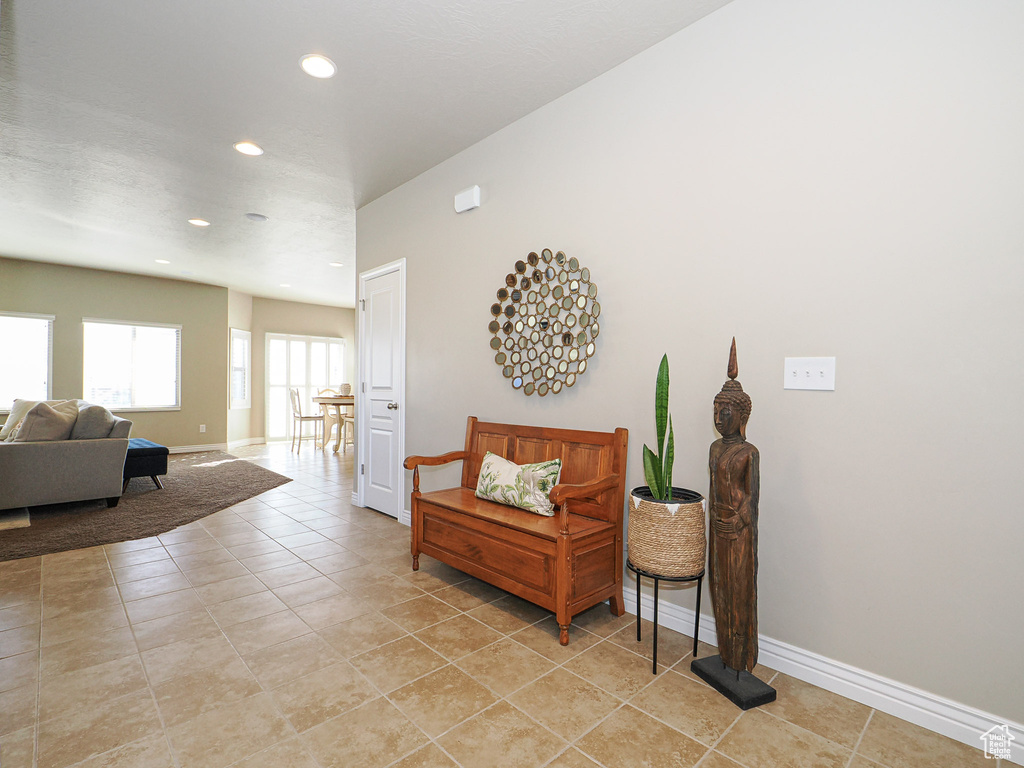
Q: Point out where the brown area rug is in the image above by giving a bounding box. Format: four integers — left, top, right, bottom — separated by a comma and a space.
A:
0, 451, 291, 562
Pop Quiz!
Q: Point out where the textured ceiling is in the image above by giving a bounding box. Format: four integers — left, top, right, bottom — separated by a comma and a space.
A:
0, 0, 732, 306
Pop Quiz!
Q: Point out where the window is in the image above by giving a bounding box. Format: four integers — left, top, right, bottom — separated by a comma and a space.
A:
266, 333, 345, 440
0, 312, 54, 409
83, 320, 181, 410
230, 329, 251, 409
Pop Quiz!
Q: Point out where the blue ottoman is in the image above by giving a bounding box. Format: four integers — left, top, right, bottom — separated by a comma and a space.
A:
123, 438, 169, 492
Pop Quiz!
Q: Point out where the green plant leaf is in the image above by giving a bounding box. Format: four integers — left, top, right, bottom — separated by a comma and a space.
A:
642, 445, 663, 499
664, 416, 674, 501
654, 354, 670, 457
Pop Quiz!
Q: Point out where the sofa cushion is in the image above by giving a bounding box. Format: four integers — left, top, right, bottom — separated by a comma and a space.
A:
1, 399, 42, 440
70, 404, 117, 439
474, 451, 562, 516
14, 400, 79, 442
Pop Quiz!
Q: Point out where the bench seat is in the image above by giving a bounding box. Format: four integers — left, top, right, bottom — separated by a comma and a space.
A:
406, 417, 629, 645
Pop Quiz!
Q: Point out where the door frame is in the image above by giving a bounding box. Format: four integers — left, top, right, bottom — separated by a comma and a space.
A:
355, 258, 407, 522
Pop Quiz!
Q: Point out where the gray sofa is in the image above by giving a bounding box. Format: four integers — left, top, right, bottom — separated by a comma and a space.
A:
0, 399, 133, 511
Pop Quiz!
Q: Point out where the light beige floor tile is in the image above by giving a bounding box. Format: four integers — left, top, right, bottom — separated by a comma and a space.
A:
271, 660, 378, 732
36, 689, 162, 768
630, 668, 741, 746
716, 709, 852, 768
569, 602, 635, 638
856, 710, 992, 768
389, 743, 460, 768
291, 592, 372, 629
181, 560, 251, 587
104, 538, 162, 555
0, 583, 40, 611
130, 609, 220, 652
381, 594, 462, 633
510, 617, 601, 664
0, 725, 35, 768
316, 611, 408, 658
117, 573, 192, 603
575, 704, 707, 768
40, 625, 138, 678
73, 733, 175, 768
225, 540, 285, 559
510, 668, 621, 740
350, 635, 447, 692
438, 700, 567, 768
106, 547, 172, 570
0, 624, 39, 659
698, 752, 747, 768
430, 579, 506, 611
272, 576, 347, 609
152, 656, 262, 727
847, 756, 887, 768
255, 562, 321, 589
455, 637, 556, 696
242, 633, 340, 689
240, 549, 303, 572
563, 638, 658, 698
414, 614, 504, 661
609, 617, 697, 669
124, 589, 205, 624
38, 654, 148, 722
0, 651, 37, 693
221, 609, 310, 655
166, 692, 292, 768
301, 697, 428, 768
140, 632, 239, 684
390, 665, 498, 737
305, 550, 367, 574
288, 540, 349, 561
207, 590, 287, 627
762, 673, 872, 748
231, 739, 320, 768
547, 749, 603, 768
43, 584, 120, 621
164, 539, 225, 559
0, 684, 37, 736
342, 575, 426, 607
193, 574, 268, 606
112, 559, 182, 585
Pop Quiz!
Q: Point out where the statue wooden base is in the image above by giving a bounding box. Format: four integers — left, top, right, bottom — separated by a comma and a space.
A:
690, 655, 777, 710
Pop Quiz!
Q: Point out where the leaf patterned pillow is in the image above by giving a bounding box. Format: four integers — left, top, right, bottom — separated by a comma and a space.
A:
475, 451, 562, 516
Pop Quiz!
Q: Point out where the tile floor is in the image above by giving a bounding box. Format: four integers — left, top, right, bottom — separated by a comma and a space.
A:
0, 443, 999, 768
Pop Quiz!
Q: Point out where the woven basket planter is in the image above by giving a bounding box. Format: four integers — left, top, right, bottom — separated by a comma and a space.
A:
627, 486, 706, 578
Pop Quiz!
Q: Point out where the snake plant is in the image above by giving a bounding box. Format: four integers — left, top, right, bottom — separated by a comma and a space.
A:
642, 354, 675, 500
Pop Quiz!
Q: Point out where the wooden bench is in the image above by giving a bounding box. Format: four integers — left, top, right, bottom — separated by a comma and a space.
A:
404, 417, 629, 645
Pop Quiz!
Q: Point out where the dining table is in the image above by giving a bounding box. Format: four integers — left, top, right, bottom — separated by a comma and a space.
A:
312, 395, 355, 452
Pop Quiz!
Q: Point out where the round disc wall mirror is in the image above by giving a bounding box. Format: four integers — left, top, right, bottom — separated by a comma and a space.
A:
489, 249, 600, 396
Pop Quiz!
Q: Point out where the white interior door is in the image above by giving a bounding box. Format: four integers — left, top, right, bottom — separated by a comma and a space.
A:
358, 260, 405, 520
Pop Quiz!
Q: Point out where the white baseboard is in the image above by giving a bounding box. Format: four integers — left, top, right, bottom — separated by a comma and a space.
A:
227, 437, 265, 451
167, 443, 228, 454
624, 585, 1023, 765
399, 507, 411, 527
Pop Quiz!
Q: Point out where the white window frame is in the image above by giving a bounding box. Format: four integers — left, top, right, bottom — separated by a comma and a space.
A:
264, 333, 346, 441
82, 318, 182, 412
0, 312, 54, 411
230, 328, 252, 409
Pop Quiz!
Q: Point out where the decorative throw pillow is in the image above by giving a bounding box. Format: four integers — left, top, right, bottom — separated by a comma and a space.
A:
3, 419, 24, 442
14, 400, 79, 442
70, 404, 116, 439
475, 451, 562, 516
0, 399, 42, 440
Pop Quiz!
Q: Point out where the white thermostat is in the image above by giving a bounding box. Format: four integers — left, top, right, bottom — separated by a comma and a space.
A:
454, 185, 481, 213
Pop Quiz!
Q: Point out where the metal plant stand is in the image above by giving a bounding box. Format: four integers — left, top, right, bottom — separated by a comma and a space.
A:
627, 559, 703, 675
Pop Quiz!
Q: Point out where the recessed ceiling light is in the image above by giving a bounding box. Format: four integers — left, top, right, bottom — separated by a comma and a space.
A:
328, 262, 344, 267
155, 259, 171, 264
187, 218, 210, 227
300, 54, 337, 79
245, 213, 268, 222
280, 283, 291, 288
233, 141, 264, 156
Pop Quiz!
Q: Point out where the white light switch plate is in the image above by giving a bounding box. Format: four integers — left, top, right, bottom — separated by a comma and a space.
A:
784, 357, 836, 391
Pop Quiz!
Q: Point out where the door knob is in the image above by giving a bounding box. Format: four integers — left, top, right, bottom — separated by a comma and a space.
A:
387, 402, 399, 410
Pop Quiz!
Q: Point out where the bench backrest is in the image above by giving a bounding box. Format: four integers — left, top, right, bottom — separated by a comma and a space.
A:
460, 416, 628, 526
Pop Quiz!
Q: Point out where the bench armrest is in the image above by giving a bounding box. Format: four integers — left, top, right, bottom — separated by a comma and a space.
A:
550, 474, 620, 534
404, 450, 468, 493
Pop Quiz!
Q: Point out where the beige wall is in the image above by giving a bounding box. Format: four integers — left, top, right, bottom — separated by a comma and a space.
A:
249, 297, 357, 441
357, 0, 1024, 724
0, 257, 229, 447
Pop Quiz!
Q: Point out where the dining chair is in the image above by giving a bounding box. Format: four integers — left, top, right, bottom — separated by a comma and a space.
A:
289, 388, 323, 451
341, 412, 355, 453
